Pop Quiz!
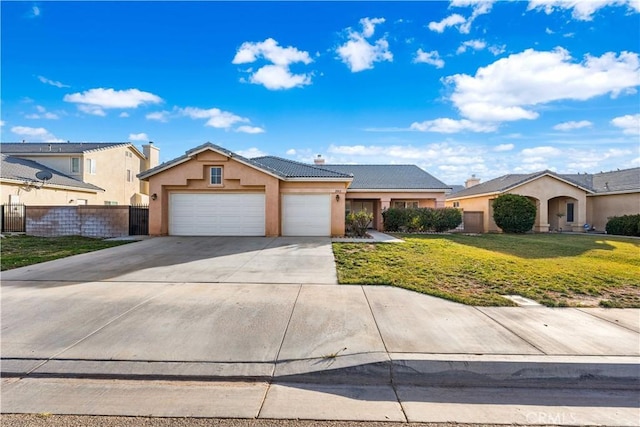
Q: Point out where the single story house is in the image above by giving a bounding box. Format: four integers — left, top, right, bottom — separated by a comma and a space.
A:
138, 143, 450, 236
446, 168, 640, 233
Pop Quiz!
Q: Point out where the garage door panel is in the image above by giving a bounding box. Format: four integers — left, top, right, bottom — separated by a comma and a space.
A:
282, 194, 331, 236
170, 193, 265, 236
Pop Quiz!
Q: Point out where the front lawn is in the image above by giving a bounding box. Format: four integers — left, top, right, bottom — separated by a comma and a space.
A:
333, 234, 640, 307
0, 235, 132, 271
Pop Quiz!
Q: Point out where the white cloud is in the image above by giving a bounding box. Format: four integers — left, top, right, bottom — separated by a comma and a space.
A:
64, 88, 163, 113
28, 5, 41, 18
494, 143, 514, 152
409, 118, 497, 133
488, 44, 506, 56
235, 125, 265, 134
179, 107, 248, 129
446, 48, 640, 122
11, 126, 63, 142
236, 147, 268, 158
37, 75, 69, 88
456, 39, 486, 54
248, 64, 311, 90
0, 120, 5, 127
232, 38, 313, 90
413, 49, 445, 68
521, 146, 563, 163
611, 113, 640, 135
428, 14, 466, 33
146, 111, 170, 122
545, 27, 555, 34
128, 133, 149, 141
25, 105, 60, 120
77, 104, 106, 117
119, 112, 130, 118
286, 149, 297, 155
553, 120, 593, 131
337, 17, 393, 72
527, 0, 640, 21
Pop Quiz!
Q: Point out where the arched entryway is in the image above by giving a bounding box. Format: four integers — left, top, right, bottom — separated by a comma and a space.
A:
548, 196, 580, 232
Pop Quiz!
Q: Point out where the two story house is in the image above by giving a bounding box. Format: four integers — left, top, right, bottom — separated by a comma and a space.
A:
0, 142, 159, 205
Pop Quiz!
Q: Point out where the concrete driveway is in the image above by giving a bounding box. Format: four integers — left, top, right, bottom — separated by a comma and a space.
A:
1, 236, 338, 284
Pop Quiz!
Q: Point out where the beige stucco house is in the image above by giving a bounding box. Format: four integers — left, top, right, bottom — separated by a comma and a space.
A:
446, 168, 640, 233
138, 143, 450, 237
0, 142, 159, 205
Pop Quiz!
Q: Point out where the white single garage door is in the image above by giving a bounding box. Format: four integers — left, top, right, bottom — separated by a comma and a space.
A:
169, 193, 265, 236
282, 194, 331, 236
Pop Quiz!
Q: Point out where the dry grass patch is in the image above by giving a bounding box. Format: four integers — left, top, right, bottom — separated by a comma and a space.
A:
333, 234, 640, 307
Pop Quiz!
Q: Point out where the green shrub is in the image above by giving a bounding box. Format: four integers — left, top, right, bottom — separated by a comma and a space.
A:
346, 209, 374, 237
433, 207, 463, 232
382, 208, 407, 231
383, 207, 462, 232
605, 214, 640, 236
492, 194, 536, 233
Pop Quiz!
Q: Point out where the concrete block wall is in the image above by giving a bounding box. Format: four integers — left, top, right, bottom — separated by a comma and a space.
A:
26, 206, 129, 238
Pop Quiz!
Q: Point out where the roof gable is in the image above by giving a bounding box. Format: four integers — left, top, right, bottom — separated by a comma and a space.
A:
139, 143, 352, 181
1, 154, 104, 192
447, 168, 639, 199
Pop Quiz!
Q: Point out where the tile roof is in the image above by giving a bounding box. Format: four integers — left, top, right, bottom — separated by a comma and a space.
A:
251, 156, 354, 179
0, 154, 104, 192
447, 168, 640, 199
591, 168, 640, 193
0, 142, 135, 155
139, 143, 352, 180
316, 164, 450, 190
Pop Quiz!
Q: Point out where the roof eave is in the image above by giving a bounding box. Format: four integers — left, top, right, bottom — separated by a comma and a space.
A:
349, 188, 449, 193
0, 178, 104, 193
588, 189, 640, 196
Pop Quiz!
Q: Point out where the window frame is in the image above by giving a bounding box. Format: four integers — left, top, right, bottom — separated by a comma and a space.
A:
209, 166, 223, 186
393, 200, 419, 209
566, 202, 575, 222
71, 157, 80, 174
86, 158, 96, 175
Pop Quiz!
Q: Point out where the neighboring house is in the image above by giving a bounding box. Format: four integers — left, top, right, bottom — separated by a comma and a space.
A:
0, 142, 159, 205
138, 143, 450, 236
1, 154, 104, 205
446, 168, 640, 233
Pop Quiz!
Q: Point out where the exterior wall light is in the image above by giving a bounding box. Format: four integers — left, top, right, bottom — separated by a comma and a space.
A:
151, 193, 158, 201
335, 194, 340, 202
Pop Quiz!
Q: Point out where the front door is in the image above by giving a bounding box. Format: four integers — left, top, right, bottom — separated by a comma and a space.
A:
349, 200, 375, 228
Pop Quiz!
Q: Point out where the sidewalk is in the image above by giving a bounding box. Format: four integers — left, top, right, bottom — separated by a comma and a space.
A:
1, 236, 639, 425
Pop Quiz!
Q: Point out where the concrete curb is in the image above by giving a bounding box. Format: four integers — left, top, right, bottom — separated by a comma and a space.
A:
4, 354, 638, 390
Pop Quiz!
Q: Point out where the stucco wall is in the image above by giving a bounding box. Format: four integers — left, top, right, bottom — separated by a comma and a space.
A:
1, 182, 99, 205
26, 205, 129, 237
588, 192, 640, 231
146, 151, 352, 236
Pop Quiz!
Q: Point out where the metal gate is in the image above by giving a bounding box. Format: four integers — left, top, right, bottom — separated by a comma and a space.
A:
1, 204, 26, 233
463, 211, 484, 233
129, 204, 149, 235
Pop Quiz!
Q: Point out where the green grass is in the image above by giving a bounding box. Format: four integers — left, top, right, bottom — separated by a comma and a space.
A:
333, 234, 640, 307
1, 235, 132, 271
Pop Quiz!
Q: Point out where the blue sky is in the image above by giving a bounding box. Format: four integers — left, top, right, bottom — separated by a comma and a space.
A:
2, 1, 639, 184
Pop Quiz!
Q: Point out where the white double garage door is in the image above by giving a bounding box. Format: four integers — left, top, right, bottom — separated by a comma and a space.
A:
169, 193, 331, 236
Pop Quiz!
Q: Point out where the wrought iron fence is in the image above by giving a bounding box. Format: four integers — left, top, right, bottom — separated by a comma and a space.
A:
1, 204, 26, 233
129, 204, 149, 235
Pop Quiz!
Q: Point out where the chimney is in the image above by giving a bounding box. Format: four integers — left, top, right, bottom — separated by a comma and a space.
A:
465, 174, 480, 188
314, 154, 325, 165
141, 142, 160, 196
142, 142, 160, 170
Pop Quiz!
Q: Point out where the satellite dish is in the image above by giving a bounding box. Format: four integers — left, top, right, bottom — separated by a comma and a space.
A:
35, 170, 53, 182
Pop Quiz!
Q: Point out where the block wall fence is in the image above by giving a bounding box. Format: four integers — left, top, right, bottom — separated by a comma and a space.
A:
26, 205, 129, 238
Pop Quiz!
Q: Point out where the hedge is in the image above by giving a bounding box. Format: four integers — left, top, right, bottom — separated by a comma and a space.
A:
605, 214, 640, 236
382, 207, 462, 232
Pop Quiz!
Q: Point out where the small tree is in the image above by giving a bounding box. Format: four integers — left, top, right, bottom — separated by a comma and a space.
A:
492, 194, 536, 233
346, 209, 373, 237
